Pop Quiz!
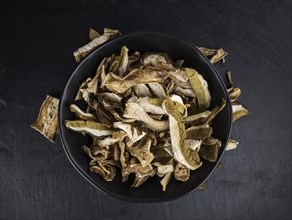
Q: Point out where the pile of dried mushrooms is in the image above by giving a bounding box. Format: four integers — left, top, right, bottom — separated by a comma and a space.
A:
32, 28, 249, 192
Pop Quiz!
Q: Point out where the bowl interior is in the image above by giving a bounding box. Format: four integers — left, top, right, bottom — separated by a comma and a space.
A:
59, 32, 232, 202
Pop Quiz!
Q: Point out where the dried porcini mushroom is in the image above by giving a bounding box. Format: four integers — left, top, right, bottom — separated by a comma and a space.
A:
31, 95, 59, 143
199, 47, 228, 64
62, 41, 248, 192
74, 28, 121, 62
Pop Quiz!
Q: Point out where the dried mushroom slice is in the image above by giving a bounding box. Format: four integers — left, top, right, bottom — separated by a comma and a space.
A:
133, 97, 165, 115
148, 83, 167, 98
113, 122, 146, 145
70, 104, 97, 121
183, 111, 211, 123
199, 137, 222, 162
162, 99, 202, 170
90, 160, 117, 181
95, 131, 126, 148
199, 47, 228, 64
210, 49, 228, 64
185, 68, 211, 110
160, 172, 172, 192
202, 99, 226, 125
89, 28, 100, 41
185, 139, 201, 151
226, 71, 241, 102
173, 85, 197, 98
31, 95, 59, 143
114, 46, 129, 76
123, 102, 169, 132
174, 162, 190, 182
127, 138, 154, 167
126, 164, 156, 188
198, 47, 218, 56
141, 52, 172, 66
186, 125, 213, 139
232, 103, 249, 122
104, 68, 168, 93
73, 28, 121, 62
133, 84, 152, 97
226, 139, 239, 151
64, 120, 112, 137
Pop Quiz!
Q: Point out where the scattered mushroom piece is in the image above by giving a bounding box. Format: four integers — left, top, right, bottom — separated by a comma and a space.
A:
89, 28, 100, 41
31, 95, 59, 143
160, 172, 172, 192
73, 28, 121, 62
226, 139, 239, 151
232, 103, 249, 122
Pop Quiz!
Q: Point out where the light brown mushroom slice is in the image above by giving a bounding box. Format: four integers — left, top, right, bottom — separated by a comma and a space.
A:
31, 95, 59, 143
95, 107, 112, 128
64, 120, 112, 137
125, 164, 155, 187
75, 78, 92, 101
134, 97, 165, 115
149, 114, 164, 120
226, 70, 234, 93
96, 159, 117, 181
152, 161, 174, 176
162, 99, 202, 170
114, 46, 129, 76
98, 92, 122, 104
226, 71, 241, 102
73, 28, 121, 62
123, 102, 169, 132
104, 68, 168, 93
229, 88, 241, 103
148, 83, 167, 98
166, 80, 175, 95
174, 162, 190, 182
170, 94, 188, 117
183, 111, 211, 123
70, 104, 97, 121
232, 102, 249, 122
210, 49, 228, 64
160, 172, 172, 192
198, 47, 218, 56
226, 139, 239, 151
186, 125, 213, 139
185, 68, 211, 110
185, 139, 202, 151
95, 131, 125, 148
127, 138, 154, 167
141, 52, 171, 66
173, 85, 197, 98
89, 27, 100, 41
113, 143, 120, 161
133, 84, 152, 97
199, 137, 222, 162
203, 99, 227, 125
113, 122, 147, 145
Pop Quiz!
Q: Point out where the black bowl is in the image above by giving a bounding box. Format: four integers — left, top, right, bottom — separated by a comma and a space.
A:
59, 31, 232, 202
